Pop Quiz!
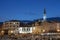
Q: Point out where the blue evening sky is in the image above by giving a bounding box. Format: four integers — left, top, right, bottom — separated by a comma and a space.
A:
0, 0, 60, 21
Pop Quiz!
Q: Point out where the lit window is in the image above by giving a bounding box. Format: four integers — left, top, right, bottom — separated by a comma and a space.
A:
13, 22, 15, 24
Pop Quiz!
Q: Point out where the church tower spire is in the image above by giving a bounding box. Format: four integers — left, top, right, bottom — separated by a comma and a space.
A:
43, 8, 46, 21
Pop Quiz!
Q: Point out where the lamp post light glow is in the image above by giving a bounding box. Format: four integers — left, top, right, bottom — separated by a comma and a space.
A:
1, 30, 4, 33
57, 29, 60, 32
10, 30, 14, 33
43, 30, 45, 32
1, 30, 4, 35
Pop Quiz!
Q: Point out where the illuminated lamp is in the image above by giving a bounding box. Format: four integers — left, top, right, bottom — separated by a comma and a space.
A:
1, 30, 4, 33
10, 30, 14, 33
43, 30, 45, 32
57, 29, 60, 32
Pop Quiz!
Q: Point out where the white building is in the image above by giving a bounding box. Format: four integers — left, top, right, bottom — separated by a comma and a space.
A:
14, 27, 35, 34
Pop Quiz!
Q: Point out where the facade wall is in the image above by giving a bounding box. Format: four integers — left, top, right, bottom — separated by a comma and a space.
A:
2, 21, 20, 35
3, 22, 20, 29
34, 21, 60, 34
14, 27, 35, 34
1, 20, 60, 36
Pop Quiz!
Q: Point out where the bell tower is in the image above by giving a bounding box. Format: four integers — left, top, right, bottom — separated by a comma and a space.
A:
43, 8, 46, 21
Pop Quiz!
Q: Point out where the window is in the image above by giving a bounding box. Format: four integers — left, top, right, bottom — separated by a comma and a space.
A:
17, 29, 18, 30
10, 26, 11, 27
6, 23, 8, 24
22, 28, 26, 32
10, 22, 12, 24
22, 27, 30, 32
17, 26, 18, 27
27, 28, 30, 31
17, 22, 18, 24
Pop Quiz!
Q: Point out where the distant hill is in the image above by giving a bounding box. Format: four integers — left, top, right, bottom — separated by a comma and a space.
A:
0, 22, 3, 24
47, 17, 60, 21
0, 17, 60, 23
34, 17, 60, 22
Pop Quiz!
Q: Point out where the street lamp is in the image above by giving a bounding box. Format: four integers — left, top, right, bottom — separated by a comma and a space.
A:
43, 29, 45, 32
57, 29, 60, 32
1, 30, 4, 35
10, 30, 14, 33
1, 30, 4, 33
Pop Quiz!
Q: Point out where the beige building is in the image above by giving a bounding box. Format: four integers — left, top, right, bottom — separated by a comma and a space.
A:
2, 20, 20, 35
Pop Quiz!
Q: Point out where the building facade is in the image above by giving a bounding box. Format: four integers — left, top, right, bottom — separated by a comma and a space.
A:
0, 9, 60, 38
